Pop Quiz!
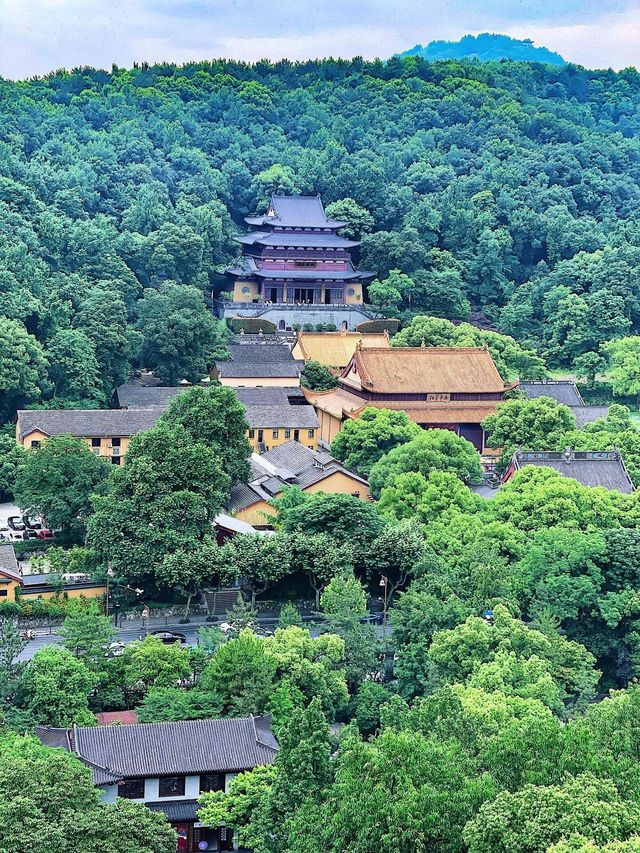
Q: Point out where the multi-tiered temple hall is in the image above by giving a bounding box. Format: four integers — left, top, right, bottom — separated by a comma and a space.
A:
218, 194, 377, 331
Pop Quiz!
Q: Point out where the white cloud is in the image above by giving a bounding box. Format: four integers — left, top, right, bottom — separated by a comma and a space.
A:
506, 9, 640, 69
0, 0, 638, 78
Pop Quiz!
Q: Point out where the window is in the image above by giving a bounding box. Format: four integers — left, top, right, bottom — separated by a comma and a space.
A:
200, 773, 225, 793
284, 429, 291, 439
30, 440, 40, 449
91, 437, 101, 447
111, 437, 121, 447
111, 457, 121, 465
0, 590, 7, 598
158, 776, 185, 797
272, 430, 279, 439
307, 429, 315, 438
119, 778, 145, 799
248, 429, 255, 439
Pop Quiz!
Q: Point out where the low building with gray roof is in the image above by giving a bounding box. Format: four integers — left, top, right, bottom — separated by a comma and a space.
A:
227, 441, 370, 523
505, 449, 635, 493
36, 716, 278, 845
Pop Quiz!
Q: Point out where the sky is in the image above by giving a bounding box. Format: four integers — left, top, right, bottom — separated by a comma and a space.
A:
0, 0, 638, 80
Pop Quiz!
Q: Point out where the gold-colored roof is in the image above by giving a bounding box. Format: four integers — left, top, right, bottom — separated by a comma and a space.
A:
293, 330, 389, 368
341, 347, 509, 395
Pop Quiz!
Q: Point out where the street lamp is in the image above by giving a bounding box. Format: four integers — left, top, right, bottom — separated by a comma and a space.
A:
141, 605, 150, 638
106, 564, 114, 621
379, 576, 388, 640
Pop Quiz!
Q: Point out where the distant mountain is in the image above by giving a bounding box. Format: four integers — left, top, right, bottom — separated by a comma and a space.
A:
398, 33, 566, 66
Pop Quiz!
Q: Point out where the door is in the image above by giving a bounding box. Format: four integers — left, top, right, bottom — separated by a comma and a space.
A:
257, 430, 264, 443
219, 826, 234, 851
269, 287, 278, 302
458, 424, 483, 451
293, 429, 300, 442
324, 288, 332, 304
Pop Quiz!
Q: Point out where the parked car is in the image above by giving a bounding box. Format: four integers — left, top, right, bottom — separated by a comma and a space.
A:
7, 516, 25, 531
22, 516, 42, 531
106, 641, 126, 657
150, 630, 187, 645
24, 530, 39, 541
37, 529, 55, 540
7, 530, 24, 542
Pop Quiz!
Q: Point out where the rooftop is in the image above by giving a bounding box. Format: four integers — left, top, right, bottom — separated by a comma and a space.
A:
520, 380, 584, 407
236, 231, 358, 249
341, 346, 509, 395
234, 387, 307, 406
244, 194, 347, 229
293, 330, 390, 368
511, 449, 635, 494
0, 544, 20, 581
17, 408, 163, 440
228, 257, 365, 281
302, 386, 500, 425
243, 404, 319, 430
115, 383, 186, 409
35, 716, 279, 785
228, 442, 367, 512
570, 405, 610, 428
216, 341, 303, 379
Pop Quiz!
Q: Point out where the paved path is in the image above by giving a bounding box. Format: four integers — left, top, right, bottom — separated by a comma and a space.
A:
16, 618, 390, 661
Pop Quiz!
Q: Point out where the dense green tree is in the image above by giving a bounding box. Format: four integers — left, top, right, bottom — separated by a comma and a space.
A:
201, 630, 276, 717
60, 604, 115, 668
0, 428, 25, 501
325, 198, 374, 240
14, 435, 110, 540
482, 396, 577, 460
425, 606, 599, 715
88, 422, 229, 582
464, 775, 640, 853
45, 328, 104, 404
159, 385, 250, 483
0, 733, 175, 853
604, 337, 640, 403
300, 360, 338, 392
277, 491, 385, 551
136, 283, 227, 384
136, 687, 222, 723
19, 646, 96, 727
123, 635, 192, 693
330, 408, 421, 476
0, 317, 51, 420
368, 428, 484, 498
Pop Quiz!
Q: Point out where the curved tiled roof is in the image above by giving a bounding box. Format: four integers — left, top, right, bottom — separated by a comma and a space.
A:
294, 330, 389, 368
342, 346, 508, 394
17, 408, 163, 440
244, 194, 347, 229
36, 716, 278, 784
236, 231, 358, 249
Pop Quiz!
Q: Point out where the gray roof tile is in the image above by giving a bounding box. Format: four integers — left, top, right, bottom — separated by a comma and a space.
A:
36, 716, 278, 784
0, 544, 20, 579
116, 384, 186, 409
17, 408, 163, 440
512, 450, 634, 493
520, 381, 584, 406
243, 405, 319, 429
570, 405, 610, 428
226, 441, 368, 512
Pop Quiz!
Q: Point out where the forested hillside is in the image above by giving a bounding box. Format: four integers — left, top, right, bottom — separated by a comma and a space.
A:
2, 56, 640, 422
399, 33, 566, 65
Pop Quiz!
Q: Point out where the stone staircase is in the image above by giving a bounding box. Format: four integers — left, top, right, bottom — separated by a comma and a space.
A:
202, 587, 243, 616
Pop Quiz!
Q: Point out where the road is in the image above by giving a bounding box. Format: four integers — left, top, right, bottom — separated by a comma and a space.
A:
16, 618, 391, 661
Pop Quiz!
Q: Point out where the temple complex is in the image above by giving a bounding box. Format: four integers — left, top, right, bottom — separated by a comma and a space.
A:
303, 344, 516, 453
218, 195, 377, 331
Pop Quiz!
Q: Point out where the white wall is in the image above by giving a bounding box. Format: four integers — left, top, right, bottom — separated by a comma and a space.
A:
102, 773, 230, 803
